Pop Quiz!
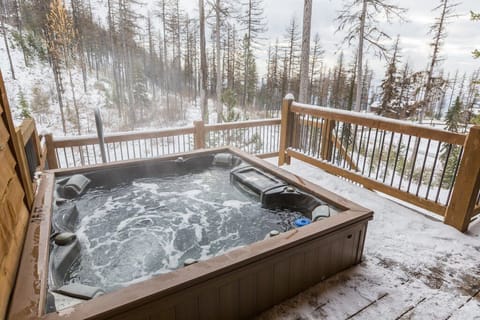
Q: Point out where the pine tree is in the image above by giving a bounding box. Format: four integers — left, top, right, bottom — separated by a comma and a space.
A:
378, 36, 401, 117
309, 33, 324, 104
237, 0, 267, 109
18, 90, 31, 118
336, 0, 406, 112
445, 96, 462, 132
420, 0, 458, 122
439, 96, 463, 188
284, 16, 301, 95
472, 11, 480, 59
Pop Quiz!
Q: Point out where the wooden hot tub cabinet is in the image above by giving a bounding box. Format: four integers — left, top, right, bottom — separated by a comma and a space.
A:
8, 148, 373, 320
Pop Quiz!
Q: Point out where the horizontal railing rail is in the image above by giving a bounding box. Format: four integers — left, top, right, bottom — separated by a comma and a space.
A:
204, 119, 280, 157
278, 98, 480, 232
46, 118, 281, 169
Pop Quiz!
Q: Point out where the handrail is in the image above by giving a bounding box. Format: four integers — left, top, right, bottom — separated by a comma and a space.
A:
279, 97, 480, 232
46, 119, 281, 169
291, 102, 466, 145
52, 126, 196, 147
205, 118, 280, 131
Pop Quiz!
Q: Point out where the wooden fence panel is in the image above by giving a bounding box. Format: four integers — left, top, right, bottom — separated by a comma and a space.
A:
0, 71, 31, 319
278, 98, 479, 232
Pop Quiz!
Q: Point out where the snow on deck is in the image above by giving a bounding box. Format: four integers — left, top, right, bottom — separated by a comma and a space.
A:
259, 158, 480, 320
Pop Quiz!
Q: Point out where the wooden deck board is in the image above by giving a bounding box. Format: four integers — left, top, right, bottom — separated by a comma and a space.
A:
258, 158, 480, 320
448, 297, 480, 320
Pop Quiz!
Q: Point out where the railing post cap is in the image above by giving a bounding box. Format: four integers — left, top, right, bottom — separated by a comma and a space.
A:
284, 93, 295, 100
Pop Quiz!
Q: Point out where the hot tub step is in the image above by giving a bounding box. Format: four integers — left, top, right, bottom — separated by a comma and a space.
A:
54, 283, 105, 300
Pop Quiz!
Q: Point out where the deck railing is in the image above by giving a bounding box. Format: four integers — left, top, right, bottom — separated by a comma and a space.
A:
278, 97, 480, 232
42, 98, 480, 232
45, 118, 281, 169
11, 119, 46, 209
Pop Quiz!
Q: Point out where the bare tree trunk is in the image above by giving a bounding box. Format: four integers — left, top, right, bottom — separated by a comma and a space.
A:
421, 0, 452, 123
299, 0, 312, 103
0, 6, 15, 80
447, 69, 458, 110
12, 0, 28, 66
354, 0, 367, 112
67, 64, 81, 134
52, 60, 67, 134
199, 0, 208, 122
215, 0, 222, 122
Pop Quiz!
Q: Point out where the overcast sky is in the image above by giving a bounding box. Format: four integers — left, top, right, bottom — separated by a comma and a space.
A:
179, 0, 479, 82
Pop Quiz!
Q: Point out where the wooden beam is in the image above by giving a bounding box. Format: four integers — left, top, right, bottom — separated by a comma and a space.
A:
13, 127, 34, 209
44, 134, 59, 170
193, 121, 205, 149
473, 205, 480, 216
331, 133, 358, 171
444, 126, 480, 232
320, 119, 334, 161
278, 97, 294, 166
286, 149, 447, 216
204, 118, 280, 131
18, 119, 35, 144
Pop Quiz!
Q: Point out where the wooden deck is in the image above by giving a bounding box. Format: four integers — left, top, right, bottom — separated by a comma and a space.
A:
258, 158, 480, 320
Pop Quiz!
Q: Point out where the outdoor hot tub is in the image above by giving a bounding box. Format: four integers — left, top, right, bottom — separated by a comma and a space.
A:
9, 148, 372, 320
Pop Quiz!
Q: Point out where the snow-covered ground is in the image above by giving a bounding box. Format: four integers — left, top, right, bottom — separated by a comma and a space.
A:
0, 23, 214, 136
258, 158, 480, 320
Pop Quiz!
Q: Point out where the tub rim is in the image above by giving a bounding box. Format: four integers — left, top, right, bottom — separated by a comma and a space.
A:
8, 147, 372, 320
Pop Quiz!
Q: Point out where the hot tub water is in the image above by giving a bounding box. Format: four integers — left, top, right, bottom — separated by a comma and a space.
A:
66, 166, 305, 292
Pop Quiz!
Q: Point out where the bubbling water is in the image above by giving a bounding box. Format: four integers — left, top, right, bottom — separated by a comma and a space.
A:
67, 167, 304, 292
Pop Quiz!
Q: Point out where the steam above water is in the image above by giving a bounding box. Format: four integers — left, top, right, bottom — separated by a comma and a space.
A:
68, 167, 304, 292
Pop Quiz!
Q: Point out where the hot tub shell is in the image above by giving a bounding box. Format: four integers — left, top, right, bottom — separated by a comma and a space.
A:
8, 147, 373, 320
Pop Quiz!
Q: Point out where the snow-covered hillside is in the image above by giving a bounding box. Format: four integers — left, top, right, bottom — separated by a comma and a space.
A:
0, 24, 114, 135
0, 23, 209, 136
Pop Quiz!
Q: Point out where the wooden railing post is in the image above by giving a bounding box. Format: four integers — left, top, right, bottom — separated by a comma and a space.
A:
13, 127, 35, 209
278, 94, 294, 166
45, 133, 59, 169
321, 119, 335, 161
444, 126, 480, 232
194, 120, 205, 149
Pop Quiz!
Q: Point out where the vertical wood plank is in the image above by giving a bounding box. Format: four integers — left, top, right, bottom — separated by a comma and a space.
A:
256, 266, 274, 312
175, 296, 199, 320
149, 307, 175, 320
304, 245, 319, 287
445, 126, 480, 231
199, 287, 219, 320
289, 252, 306, 294
239, 274, 257, 319
45, 133, 59, 169
193, 120, 205, 149
13, 127, 34, 209
278, 96, 294, 166
273, 259, 290, 303
321, 119, 335, 161
219, 281, 239, 320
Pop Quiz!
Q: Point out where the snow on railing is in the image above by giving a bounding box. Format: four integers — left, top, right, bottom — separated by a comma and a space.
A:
278, 97, 480, 232
45, 118, 281, 169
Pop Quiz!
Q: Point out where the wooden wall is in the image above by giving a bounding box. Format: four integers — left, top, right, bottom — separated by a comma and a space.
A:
0, 71, 30, 319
